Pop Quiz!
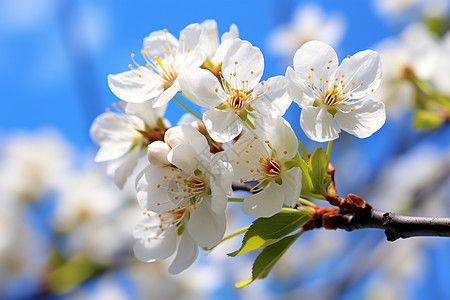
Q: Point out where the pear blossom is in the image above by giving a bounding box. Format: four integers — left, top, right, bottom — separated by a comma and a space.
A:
222, 117, 302, 218
108, 23, 206, 107
268, 4, 346, 58
134, 125, 233, 274
286, 40, 386, 142
90, 101, 167, 188
179, 38, 292, 143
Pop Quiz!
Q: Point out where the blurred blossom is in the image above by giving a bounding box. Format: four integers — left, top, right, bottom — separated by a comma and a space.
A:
64, 205, 138, 265
373, 0, 420, 17
267, 4, 346, 59
373, 0, 450, 19
372, 23, 444, 115
368, 144, 449, 214
0, 130, 73, 201
0, 195, 48, 292
52, 163, 125, 232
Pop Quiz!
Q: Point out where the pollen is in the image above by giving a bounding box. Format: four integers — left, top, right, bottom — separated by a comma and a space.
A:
371, 89, 374, 92
352, 82, 356, 85
146, 46, 150, 50
341, 74, 345, 78
350, 108, 354, 111
157, 184, 161, 188
141, 50, 148, 56
131, 53, 135, 58
360, 82, 363, 86
265, 140, 269, 143
251, 71, 254, 74
308, 75, 311, 79
327, 66, 330, 70
163, 29, 168, 33
138, 75, 142, 78
235, 61, 238, 64
187, 48, 190, 52
215, 88, 218, 92
268, 86, 271, 89
310, 67, 315, 71
283, 151, 287, 154
328, 60, 332, 63
128, 64, 132, 69
347, 55, 351, 58
157, 203, 160, 206
261, 81, 265, 85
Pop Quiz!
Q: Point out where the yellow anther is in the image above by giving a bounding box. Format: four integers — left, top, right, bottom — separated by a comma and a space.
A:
310, 67, 315, 71
187, 48, 190, 52
350, 108, 354, 111
146, 46, 150, 50
131, 53, 135, 58
128, 64, 132, 69
163, 29, 168, 33
347, 55, 351, 58
141, 50, 148, 55
308, 75, 311, 79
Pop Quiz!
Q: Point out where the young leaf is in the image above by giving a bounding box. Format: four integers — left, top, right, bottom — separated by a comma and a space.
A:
309, 147, 328, 194
235, 231, 303, 288
228, 208, 313, 257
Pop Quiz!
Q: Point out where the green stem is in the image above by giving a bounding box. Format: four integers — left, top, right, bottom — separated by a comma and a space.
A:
205, 225, 250, 251
300, 192, 326, 200
298, 198, 318, 208
173, 96, 202, 120
326, 140, 333, 164
180, 91, 197, 104
228, 197, 244, 202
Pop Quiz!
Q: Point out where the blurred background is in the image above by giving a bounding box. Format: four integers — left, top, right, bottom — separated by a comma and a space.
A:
0, 0, 449, 299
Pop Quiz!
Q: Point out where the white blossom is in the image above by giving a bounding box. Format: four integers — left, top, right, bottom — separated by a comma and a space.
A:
108, 23, 206, 107
286, 40, 386, 142
90, 101, 167, 188
222, 117, 301, 217
179, 38, 291, 143
134, 125, 233, 274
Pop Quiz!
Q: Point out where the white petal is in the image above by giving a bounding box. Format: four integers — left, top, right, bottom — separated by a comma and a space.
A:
133, 227, 177, 262
300, 106, 341, 142
108, 70, 164, 103
177, 23, 206, 68
152, 80, 180, 108
107, 148, 144, 189
168, 231, 198, 274
125, 102, 166, 127
143, 30, 179, 58
90, 112, 143, 161
223, 39, 264, 90
187, 198, 226, 247
285, 67, 315, 108
336, 50, 382, 99
253, 117, 299, 159
293, 40, 338, 86
136, 166, 178, 212
251, 76, 292, 118
168, 144, 204, 175
200, 19, 219, 59
280, 167, 302, 207
209, 159, 233, 213
334, 99, 386, 138
242, 181, 284, 218
203, 108, 243, 143
164, 125, 209, 155
178, 67, 222, 108
221, 24, 239, 42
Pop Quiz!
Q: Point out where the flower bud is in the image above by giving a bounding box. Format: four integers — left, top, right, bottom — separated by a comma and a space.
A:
147, 141, 171, 167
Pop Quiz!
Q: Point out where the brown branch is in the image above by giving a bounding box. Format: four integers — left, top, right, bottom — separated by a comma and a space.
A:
334, 204, 450, 241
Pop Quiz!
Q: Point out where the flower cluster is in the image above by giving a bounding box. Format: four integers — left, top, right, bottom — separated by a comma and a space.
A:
91, 20, 386, 273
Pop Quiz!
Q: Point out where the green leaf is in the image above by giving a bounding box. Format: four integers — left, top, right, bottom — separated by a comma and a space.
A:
309, 147, 329, 194
299, 157, 314, 194
236, 231, 303, 288
413, 109, 444, 130
228, 208, 313, 257
283, 152, 301, 170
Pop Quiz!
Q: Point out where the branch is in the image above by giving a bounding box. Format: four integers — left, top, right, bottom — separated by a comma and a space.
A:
306, 203, 450, 241
231, 181, 450, 241
335, 204, 450, 241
